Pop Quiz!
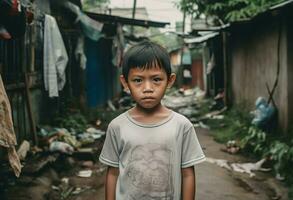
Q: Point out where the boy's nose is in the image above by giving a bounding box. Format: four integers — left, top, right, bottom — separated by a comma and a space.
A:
143, 82, 154, 93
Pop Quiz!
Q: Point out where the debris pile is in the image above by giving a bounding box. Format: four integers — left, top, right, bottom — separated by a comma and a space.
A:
1, 115, 107, 200
206, 157, 271, 178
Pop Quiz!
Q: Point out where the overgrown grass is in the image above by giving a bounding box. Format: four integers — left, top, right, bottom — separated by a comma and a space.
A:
205, 105, 251, 144
204, 103, 293, 188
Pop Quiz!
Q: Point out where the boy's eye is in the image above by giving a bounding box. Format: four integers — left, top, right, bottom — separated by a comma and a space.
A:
153, 78, 162, 82
132, 78, 142, 83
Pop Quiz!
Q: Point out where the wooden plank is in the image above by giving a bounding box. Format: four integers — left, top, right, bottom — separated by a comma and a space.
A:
24, 73, 38, 146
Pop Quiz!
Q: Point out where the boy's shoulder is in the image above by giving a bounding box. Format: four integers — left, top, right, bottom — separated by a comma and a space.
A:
172, 111, 194, 128
107, 111, 128, 129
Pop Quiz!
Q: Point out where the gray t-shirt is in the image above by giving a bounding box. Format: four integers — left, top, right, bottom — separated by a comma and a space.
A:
99, 110, 205, 200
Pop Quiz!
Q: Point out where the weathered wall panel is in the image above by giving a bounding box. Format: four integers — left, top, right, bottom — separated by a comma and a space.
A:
230, 17, 289, 133
287, 15, 293, 134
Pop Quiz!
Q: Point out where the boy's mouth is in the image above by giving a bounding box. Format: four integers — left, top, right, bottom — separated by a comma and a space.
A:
142, 96, 155, 100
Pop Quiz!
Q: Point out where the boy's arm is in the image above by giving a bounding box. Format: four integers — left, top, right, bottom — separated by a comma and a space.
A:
105, 166, 119, 200
181, 166, 195, 200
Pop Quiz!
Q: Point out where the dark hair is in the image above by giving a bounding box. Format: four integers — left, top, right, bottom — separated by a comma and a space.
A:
121, 41, 171, 81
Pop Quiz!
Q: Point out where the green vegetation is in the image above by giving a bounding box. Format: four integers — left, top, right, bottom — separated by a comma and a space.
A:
205, 104, 293, 185
54, 112, 88, 133
178, 0, 286, 23
205, 105, 250, 143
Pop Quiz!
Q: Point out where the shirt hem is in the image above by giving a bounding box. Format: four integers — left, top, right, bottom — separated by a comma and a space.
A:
99, 155, 119, 168
181, 155, 206, 168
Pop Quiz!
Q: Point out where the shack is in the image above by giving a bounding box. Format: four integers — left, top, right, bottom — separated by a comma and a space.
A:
226, 0, 293, 133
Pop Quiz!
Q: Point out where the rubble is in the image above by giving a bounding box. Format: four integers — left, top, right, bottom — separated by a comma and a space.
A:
162, 87, 205, 109
22, 154, 59, 174
77, 170, 93, 178
221, 140, 240, 154
205, 157, 271, 178
49, 141, 74, 154
17, 140, 30, 161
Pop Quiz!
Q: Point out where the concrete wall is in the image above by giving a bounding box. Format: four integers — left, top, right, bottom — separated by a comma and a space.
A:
229, 16, 289, 133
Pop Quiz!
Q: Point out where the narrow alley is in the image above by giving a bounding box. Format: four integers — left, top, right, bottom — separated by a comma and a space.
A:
1, 0, 293, 200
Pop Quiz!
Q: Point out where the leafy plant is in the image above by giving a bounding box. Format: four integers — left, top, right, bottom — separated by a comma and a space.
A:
269, 140, 293, 180
177, 0, 286, 23
240, 126, 267, 155
55, 113, 87, 133
208, 104, 293, 186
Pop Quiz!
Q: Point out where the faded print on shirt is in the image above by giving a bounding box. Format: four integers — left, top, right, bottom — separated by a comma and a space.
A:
125, 143, 174, 200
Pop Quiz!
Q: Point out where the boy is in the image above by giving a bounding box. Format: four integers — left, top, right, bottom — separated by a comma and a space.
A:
99, 41, 205, 200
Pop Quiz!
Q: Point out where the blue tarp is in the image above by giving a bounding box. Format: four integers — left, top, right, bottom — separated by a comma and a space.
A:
85, 38, 113, 107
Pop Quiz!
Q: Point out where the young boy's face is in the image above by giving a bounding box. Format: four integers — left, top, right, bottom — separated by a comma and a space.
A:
120, 65, 176, 109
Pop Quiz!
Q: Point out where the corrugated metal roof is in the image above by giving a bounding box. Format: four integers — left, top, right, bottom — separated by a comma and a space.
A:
85, 12, 169, 28
184, 32, 219, 44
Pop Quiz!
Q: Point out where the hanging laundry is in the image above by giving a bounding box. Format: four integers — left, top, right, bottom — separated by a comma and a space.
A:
75, 35, 87, 70
112, 23, 125, 67
182, 46, 192, 65
0, 75, 22, 177
207, 54, 215, 74
0, 0, 26, 39
63, 1, 104, 41
43, 14, 68, 97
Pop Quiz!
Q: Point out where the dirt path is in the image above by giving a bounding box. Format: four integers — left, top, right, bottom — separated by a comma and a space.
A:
196, 128, 288, 200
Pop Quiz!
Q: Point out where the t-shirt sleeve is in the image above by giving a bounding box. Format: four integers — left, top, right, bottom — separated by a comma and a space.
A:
181, 126, 206, 168
99, 125, 120, 168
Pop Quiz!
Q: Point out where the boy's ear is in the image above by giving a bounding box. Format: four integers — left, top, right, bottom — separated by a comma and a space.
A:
167, 73, 176, 88
120, 75, 130, 92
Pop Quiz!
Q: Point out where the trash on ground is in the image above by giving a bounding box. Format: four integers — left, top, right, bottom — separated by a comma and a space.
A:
52, 185, 60, 191
58, 128, 81, 148
49, 141, 74, 154
221, 140, 240, 154
178, 106, 199, 117
96, 119, 101, 126
230, 158, 271, 177
61, 177, 69, 184
22, 154, 59, 174
194, 122, 210, 130
77, 169, 92, 178
162, 87, 205, 109
251, 97, 276, 127
81, 160, 94, 168
72, 186, 91, 195
275, 173, 285, 181
205, 157, 232, 170
211, 115, 225, 120
206, 157, 271, 177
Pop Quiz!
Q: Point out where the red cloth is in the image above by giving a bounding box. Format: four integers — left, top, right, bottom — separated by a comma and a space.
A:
9, 0, 20, 16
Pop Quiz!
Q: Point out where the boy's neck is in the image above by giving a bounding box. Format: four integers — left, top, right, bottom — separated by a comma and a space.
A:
129, 103, 171, 124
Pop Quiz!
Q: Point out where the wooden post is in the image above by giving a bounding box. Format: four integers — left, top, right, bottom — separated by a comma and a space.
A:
24, 73, 38, 146
131, 0, 137, 34
222, 31, 229, 106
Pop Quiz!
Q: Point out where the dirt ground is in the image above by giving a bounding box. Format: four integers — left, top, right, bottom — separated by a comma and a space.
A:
1, 128, 289, 200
